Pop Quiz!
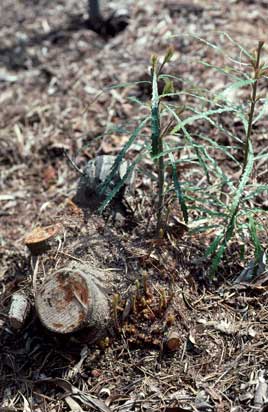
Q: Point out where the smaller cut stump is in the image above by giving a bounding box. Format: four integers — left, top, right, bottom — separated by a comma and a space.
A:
9, 292, 30, 330
35, 263, 110, 340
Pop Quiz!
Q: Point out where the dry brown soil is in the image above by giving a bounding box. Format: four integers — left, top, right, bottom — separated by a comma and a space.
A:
0, 1, 268, 411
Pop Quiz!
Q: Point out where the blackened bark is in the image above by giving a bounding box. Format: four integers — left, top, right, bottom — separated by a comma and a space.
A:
88, 0, 102, 21
87, 0, 129, 37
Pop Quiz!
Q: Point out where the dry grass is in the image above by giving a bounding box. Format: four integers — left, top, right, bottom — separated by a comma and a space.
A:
1, 0, 268, 411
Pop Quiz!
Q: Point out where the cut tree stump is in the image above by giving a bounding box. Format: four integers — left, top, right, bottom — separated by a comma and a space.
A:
24, 223, 62, 255
74, 155, 133, 210
165, 330, 181, 351
35, 262, 110, 341
9, 292, 30, 330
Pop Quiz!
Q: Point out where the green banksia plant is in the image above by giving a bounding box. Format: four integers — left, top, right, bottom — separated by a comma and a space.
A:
97, 35, 267, 279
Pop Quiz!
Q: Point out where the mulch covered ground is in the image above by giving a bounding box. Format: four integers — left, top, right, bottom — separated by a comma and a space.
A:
1, 0, 268, 411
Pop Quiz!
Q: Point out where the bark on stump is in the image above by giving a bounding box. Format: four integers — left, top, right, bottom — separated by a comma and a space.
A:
35, 262, 110, 341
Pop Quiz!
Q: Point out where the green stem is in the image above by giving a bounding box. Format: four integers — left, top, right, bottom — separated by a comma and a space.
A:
156, 136, 165, 235
242, 41, 264, 173
151, 56, 165, 236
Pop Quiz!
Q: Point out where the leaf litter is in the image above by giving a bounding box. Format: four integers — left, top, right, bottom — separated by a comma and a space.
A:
0, 0, 268, 411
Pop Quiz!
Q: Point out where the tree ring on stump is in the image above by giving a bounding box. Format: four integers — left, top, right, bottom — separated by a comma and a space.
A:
35, 267, 109, 335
